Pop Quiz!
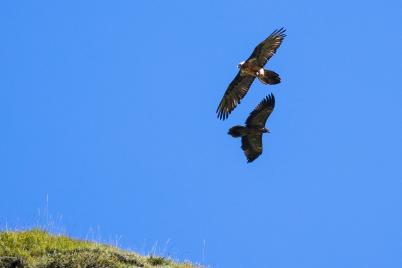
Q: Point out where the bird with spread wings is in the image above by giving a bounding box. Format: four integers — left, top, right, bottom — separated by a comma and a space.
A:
216, 28, 285, 120
228, 94, 275, 163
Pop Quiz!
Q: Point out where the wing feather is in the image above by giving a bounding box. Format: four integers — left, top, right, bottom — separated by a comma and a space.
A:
245, 94, 275, 127
241, 134, 263, 163
216, 72, 255, 120
247, 28, 286, 67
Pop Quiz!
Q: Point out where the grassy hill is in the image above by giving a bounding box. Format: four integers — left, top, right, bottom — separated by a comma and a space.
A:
0, 229, 197, 268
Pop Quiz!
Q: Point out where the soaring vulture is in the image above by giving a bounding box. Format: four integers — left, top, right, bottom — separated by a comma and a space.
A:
228, 94, 275, 163
216, 28, 285, 120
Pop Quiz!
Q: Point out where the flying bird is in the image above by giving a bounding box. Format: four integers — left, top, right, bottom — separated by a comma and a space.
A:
228, 94, 275, 163
216, 28, 285, 120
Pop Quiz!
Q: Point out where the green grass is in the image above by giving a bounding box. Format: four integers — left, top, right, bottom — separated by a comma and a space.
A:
0, 229, 197, 268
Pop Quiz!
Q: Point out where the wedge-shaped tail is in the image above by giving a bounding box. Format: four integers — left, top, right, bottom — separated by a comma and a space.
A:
257, 69, 280, 85
228, 125, 247, 138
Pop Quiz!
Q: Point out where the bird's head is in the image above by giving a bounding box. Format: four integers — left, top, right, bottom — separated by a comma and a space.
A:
237, 61, 245, 68
262, 127, 270, 133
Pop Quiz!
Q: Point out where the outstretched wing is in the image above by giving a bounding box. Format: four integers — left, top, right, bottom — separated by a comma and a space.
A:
246, 94, 275, 127
216, 72, 255, 120
241, 134, 263, 163
247, 28, 286, 67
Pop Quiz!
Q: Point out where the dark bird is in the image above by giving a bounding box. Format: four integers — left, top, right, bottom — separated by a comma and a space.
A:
216, 28, 285, 120
228, 94, 275, 163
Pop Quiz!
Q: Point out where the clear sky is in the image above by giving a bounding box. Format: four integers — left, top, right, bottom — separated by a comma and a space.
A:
1, 1, 402, 267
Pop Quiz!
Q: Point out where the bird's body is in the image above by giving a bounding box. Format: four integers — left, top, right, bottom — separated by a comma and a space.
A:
228, 94, 275, 163
239, 61, 261, 76
216, 28, 285, 120
228, 125, 268, 137
238, 59, 281, 85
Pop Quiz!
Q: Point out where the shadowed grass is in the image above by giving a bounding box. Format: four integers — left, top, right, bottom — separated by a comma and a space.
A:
0, 229, 196, 268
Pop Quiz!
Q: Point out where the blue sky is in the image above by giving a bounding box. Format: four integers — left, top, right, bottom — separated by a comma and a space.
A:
1, 1, 402, 267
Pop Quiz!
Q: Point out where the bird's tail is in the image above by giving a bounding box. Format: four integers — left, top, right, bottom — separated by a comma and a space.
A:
257, 69, 281, 85
228, 126, 246, 138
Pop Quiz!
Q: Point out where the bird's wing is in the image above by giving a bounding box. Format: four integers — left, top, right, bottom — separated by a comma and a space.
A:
246, 28, 286, 67
245, 94, 275, 127
241, 134, 263, 163
216, 72, 255, 120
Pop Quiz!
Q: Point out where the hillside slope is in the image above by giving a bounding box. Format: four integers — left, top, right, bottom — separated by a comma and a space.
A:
0, 229, 196, 268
